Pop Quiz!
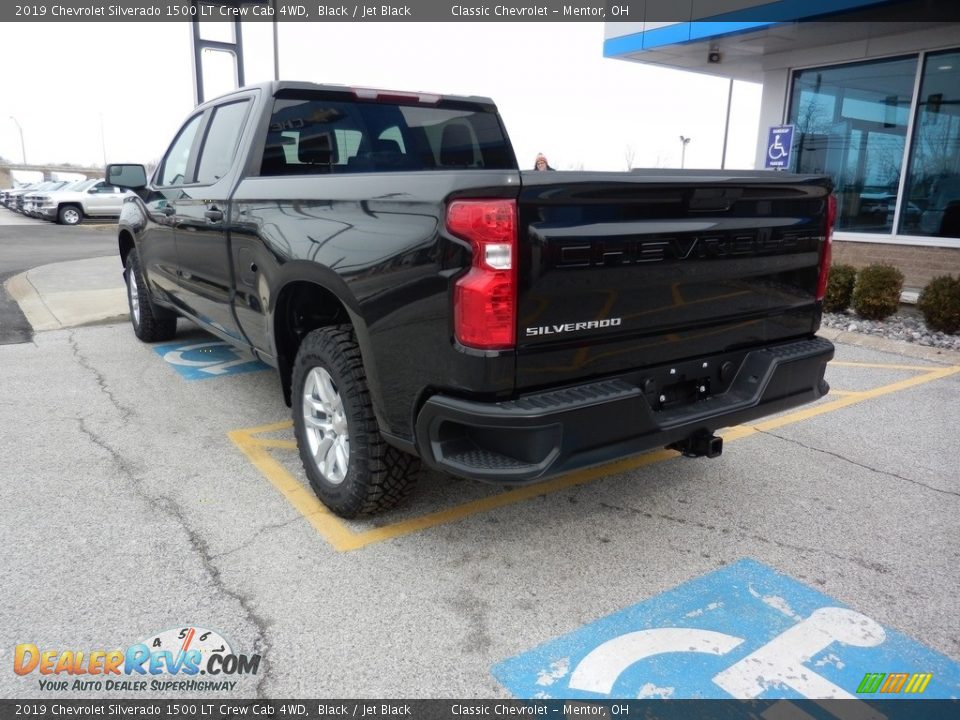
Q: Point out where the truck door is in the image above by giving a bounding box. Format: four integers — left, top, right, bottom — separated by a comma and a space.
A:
171, 98, 253, 343
138, 112, 205, 305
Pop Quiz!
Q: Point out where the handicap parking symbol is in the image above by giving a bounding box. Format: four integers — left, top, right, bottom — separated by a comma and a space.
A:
153, 340, 269, 380
493, 559, 960, 704
765, 125, 794, 170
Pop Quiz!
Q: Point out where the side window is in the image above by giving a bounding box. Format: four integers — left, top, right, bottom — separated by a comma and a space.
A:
195, 100, 251, 185
158, 113, 203, 187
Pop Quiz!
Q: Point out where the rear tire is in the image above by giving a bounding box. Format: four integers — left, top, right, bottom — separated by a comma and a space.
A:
125, 250, 177, 342
57, 204, 82, 225
292, 325, 419, 518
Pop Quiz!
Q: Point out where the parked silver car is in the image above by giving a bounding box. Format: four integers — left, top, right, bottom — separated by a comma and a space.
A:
33, 180, 134, 224
22, 179, 95, 217
7, 180, 69, 212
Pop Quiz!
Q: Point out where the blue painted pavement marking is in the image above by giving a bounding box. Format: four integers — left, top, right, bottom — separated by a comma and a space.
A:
153, 340, 268, 380
493, 559, 960, 702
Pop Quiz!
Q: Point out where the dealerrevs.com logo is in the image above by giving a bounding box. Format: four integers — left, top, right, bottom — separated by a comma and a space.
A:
14, 626, 261, 692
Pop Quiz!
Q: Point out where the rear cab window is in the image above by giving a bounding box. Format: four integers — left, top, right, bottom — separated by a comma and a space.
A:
259, 91, 515, 175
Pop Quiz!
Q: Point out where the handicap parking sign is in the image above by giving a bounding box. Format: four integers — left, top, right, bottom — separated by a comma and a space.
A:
765, 125, 794, 170
493, 559, 960, 703
154, 340, 268, 380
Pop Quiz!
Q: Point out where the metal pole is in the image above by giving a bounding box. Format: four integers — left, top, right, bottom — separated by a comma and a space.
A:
721, 78, 734, 170
233, 19, 245, 88
99, 113, 107, 167
679, 136, 691, 169
272, 0, 280, 80
9, 116, 26, 164
189, 16, 203, 106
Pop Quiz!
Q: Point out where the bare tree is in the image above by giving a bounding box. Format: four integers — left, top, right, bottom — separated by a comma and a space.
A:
624, 144, 636, 171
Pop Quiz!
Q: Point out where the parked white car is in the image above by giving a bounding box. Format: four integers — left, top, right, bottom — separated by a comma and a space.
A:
33, 180, 135, 225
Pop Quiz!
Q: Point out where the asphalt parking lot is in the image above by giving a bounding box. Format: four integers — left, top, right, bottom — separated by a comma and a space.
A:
1, 209, 958, 703
2, 301, 959, 700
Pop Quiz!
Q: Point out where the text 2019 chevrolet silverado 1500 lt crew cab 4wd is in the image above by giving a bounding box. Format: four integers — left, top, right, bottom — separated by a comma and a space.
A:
108, 81, 836, 518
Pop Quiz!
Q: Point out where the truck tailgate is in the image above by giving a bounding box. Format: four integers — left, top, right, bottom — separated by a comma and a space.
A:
515, 171, 831, 389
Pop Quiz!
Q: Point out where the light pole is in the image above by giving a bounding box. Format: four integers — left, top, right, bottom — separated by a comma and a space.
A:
99, 113, 107, 168
721, 78, 734, 170
9, 116, 26, 164
679, 135, 691, 169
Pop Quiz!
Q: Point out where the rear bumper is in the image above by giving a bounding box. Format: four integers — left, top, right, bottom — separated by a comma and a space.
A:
415, 336, 834, 483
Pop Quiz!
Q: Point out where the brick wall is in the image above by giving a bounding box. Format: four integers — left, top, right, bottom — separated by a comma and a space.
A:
832, 241, 960, 289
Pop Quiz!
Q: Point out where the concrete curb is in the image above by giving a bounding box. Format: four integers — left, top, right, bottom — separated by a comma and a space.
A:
4, 272, 60, 330
4, 256, 127, 332
819, 327, 960, 365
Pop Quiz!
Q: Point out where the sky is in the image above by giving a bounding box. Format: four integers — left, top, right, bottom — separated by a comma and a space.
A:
0, 22, 762, 179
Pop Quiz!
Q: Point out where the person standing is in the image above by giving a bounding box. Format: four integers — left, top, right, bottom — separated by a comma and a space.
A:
533, 153, 555, 171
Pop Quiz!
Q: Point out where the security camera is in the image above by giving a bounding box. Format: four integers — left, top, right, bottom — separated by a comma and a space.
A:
708, 50, 722, 64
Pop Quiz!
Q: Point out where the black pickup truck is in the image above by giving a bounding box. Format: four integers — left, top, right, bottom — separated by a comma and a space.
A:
108, 81, 835, 518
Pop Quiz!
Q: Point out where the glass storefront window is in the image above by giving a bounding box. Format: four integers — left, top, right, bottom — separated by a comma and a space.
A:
900, 50, 960, 238
788, 57, 918, 234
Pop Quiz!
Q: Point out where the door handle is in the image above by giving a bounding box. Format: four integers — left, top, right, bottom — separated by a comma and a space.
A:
204, 208, 224, 223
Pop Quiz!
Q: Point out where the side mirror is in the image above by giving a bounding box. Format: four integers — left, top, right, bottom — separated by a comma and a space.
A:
87, 188, 98, 194
106, 164, 147, 190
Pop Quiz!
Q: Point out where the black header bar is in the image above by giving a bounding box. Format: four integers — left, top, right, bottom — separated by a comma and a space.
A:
5, 0, 960, 22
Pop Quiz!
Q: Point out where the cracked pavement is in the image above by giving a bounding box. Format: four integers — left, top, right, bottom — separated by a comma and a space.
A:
1, 322, 958, 697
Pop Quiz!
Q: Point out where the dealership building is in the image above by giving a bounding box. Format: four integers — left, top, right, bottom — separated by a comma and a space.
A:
605, 0, 960, 289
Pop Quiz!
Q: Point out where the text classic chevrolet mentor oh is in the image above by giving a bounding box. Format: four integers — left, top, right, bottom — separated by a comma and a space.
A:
108, 81, 836, 518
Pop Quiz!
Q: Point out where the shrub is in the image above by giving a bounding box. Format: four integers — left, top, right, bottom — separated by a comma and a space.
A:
918, 275, 960, 334
852, 264, 904, 320
823, 263, 857, 313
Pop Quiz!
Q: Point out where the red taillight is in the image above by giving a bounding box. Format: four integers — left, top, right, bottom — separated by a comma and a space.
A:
448, 199, 517, 350
816, 194, 837, 302
351, 87, 441, 104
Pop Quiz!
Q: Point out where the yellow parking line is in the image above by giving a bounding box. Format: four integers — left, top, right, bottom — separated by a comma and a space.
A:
830, 361, 936, 371
749, 364, 960, 435
254, 438, 298, 450
229, 364, 960, 552
228, 429, 355, 549
230, 422, 678, 552
239, 419, 295, 434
